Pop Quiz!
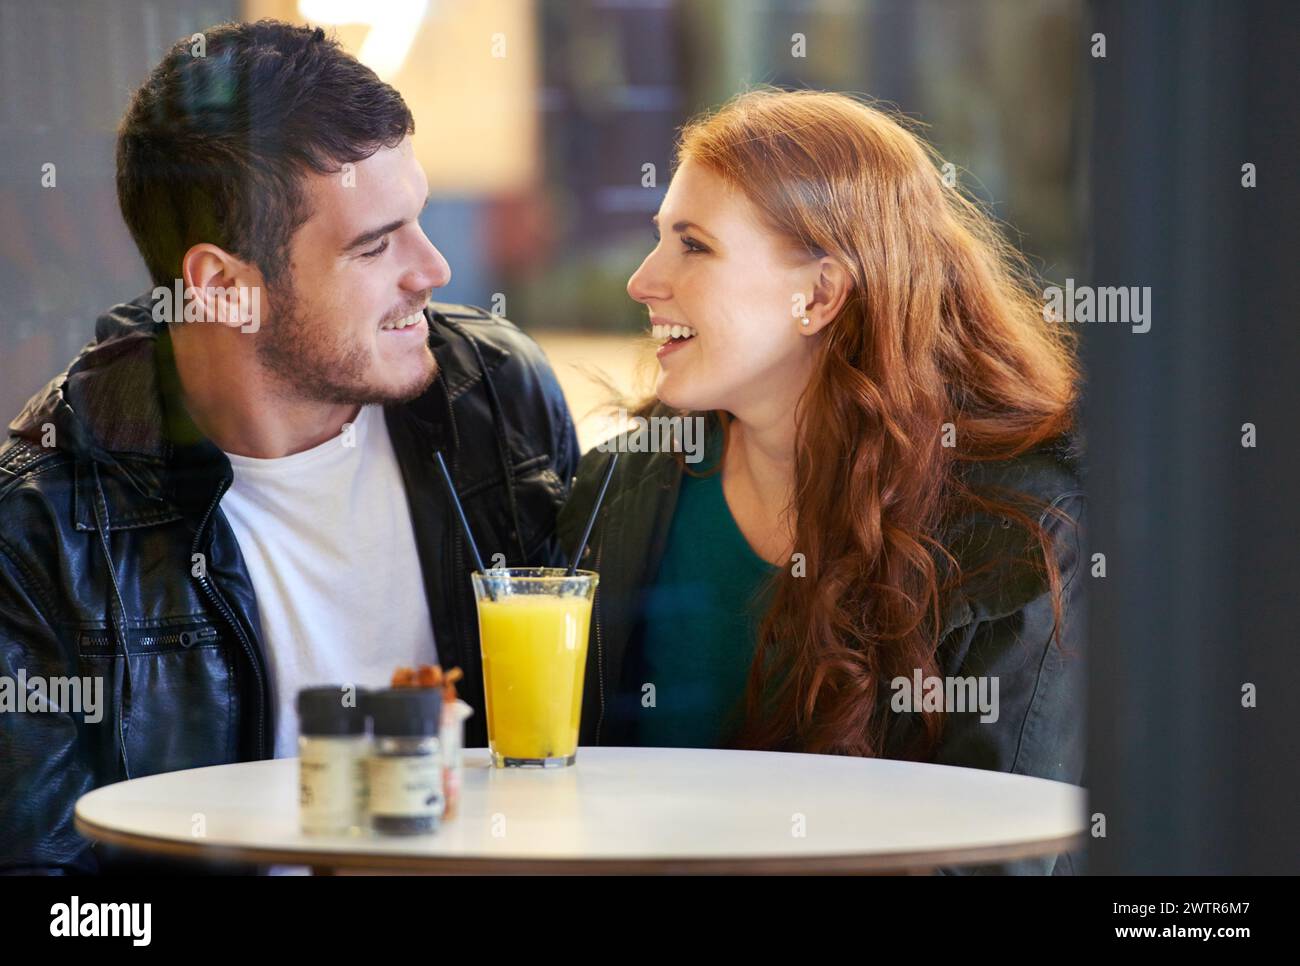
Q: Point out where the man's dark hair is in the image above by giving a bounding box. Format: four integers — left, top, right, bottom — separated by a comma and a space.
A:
116, 20, 414, 288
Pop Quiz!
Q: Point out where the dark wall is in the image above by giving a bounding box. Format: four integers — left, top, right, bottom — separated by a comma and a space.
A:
0, 0, 237, 421
1084, 0, 1300, 873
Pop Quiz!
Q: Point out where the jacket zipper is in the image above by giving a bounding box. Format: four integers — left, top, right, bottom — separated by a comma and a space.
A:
192, 478, 267, 757
81, 626, 219, 651
179, 626, 220, 647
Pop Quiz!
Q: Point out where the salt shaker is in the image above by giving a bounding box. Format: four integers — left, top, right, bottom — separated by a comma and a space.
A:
297, 685, 369, 835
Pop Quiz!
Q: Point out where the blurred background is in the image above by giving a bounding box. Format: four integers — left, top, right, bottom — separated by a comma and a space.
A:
1, 0, 1297, 874
0, 0, 1083, 447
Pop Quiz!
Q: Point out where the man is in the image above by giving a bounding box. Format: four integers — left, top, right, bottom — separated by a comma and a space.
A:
0, 21, 577, 873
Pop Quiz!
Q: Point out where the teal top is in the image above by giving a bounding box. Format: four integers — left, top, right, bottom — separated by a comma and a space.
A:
633, 430, 779, 748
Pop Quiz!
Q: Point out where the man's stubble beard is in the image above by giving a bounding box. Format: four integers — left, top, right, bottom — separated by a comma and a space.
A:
254, 280, 437, 407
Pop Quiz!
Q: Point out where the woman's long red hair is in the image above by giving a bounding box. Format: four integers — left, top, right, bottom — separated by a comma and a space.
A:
661, 89, 1080, 759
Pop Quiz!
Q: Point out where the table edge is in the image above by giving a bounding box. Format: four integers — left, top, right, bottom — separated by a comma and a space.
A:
74, 814, 1085, 874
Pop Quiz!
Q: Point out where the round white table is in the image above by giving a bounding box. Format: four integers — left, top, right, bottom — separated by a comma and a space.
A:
75, 747, 1086, 874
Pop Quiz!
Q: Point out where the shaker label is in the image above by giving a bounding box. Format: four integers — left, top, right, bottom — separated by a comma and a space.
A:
369, 754, 444, 818
300, 740, 368, 832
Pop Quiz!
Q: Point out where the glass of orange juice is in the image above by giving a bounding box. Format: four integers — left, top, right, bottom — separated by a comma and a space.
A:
471, 568, 598, 768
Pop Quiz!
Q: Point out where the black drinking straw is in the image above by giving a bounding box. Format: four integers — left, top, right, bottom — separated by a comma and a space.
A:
567, 452, 618, 576
434, 451, 496, 599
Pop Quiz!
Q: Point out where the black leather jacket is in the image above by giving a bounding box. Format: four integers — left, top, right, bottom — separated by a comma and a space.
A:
558, 408, 1087, 874
0, 294, 578, 873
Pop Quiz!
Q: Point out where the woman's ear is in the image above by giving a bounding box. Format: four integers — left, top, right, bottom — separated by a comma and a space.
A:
796, 257, 852, 335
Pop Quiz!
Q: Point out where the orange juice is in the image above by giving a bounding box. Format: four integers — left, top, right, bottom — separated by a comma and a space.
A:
477, 593, 592, 765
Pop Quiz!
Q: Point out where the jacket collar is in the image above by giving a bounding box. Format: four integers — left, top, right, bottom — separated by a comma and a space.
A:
8, 292, 509, 525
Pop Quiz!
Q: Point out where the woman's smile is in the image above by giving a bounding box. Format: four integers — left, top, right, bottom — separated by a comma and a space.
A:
651, 316, 699, 360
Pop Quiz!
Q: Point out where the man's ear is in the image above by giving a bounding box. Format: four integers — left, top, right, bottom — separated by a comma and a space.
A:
180, 244, 263, 331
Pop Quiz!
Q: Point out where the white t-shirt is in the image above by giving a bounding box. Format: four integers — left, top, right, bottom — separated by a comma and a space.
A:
219, 403, 437, 758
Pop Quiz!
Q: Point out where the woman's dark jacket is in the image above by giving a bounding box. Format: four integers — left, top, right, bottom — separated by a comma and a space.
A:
558, 410, 1087, 875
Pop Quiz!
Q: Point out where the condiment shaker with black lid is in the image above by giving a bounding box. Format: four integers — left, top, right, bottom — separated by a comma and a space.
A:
297, 685, 370, 835
366, 687, 445, 835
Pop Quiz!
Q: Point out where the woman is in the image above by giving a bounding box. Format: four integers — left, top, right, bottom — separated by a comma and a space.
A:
558, 90, 1084, 872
